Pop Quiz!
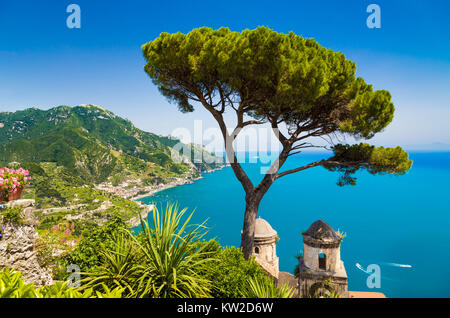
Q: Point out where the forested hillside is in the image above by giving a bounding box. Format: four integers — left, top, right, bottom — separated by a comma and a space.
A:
0, 104, 224, 184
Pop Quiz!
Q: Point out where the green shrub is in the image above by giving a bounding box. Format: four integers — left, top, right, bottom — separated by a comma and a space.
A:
0, 206, 25, 225
196, 241, 273, 298
37, 281, 124, 298
60, 217, 128, 280
0, 268, 38, 298
0, 268, 124, 298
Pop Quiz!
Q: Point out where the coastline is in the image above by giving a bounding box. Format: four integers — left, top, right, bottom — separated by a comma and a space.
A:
127, 178, 196, 229
128, 165, 228, 228
130, 165, 228, 202
127, 203, 154, 228
130, 175, 203, 201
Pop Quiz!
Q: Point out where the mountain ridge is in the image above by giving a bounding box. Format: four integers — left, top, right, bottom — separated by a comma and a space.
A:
0, 104, 225, 185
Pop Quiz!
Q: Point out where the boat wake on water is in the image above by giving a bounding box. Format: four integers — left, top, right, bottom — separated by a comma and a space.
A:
355, 262, 413, 273
383, 263, 412, 268
355, 263, 370, 273
355, 263, 402, 282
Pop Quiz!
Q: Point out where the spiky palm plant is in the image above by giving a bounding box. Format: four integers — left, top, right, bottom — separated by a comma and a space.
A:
81, 232, 140, 296
243, 276, 294, 298
129, 203, 214, 298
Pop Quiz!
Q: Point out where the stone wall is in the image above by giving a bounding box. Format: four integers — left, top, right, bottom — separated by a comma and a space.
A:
303, 244, 342, 273
253, 242, 279, 279
298, 272, 348, 298
0, 199, 53, 286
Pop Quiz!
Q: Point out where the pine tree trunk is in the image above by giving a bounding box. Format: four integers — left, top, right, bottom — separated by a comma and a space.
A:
240, 194, 261, 260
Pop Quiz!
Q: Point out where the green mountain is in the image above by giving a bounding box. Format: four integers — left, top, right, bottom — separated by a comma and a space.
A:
0, 104, 224, 184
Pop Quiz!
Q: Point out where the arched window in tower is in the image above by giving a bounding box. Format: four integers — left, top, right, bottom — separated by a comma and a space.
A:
254, 246, 260, 254
318, 253, 326, 270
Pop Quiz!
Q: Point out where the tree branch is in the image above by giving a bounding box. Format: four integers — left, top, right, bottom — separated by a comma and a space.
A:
275, 159, 368, 179
242, 120, 265, 127
275, 160, 326, 179
198, 97, 255, 193
271, 120, 288, 145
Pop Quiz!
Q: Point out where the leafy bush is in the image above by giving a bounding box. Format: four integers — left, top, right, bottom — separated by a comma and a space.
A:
38, 281, 124, 298
0, 206, 25, 225
195, 241, 273, 298
0, 268, 123, 298
0, 268, 38, 298
60, 217, 128, 279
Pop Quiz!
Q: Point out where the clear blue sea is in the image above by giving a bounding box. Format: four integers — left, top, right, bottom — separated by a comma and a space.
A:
135, 152, 450, 298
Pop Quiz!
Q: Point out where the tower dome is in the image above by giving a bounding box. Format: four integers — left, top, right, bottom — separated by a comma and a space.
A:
254, 217, 277, 240
303, 220, 341, 243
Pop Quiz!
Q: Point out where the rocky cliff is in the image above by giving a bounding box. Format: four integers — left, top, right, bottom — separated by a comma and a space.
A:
0, 199, 53, 286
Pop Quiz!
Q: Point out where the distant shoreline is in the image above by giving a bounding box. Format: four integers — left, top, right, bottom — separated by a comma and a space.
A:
127, 203, 154, 228
130, 165, 227, 202
130, 176, 203, 201
128, 166, 226, 228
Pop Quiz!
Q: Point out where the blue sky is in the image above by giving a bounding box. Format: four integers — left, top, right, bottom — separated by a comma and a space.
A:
1, 0, 449, 151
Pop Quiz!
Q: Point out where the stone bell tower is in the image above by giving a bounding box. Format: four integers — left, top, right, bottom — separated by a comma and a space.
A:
250, 217, 279, 279
298, 220, 348, 298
